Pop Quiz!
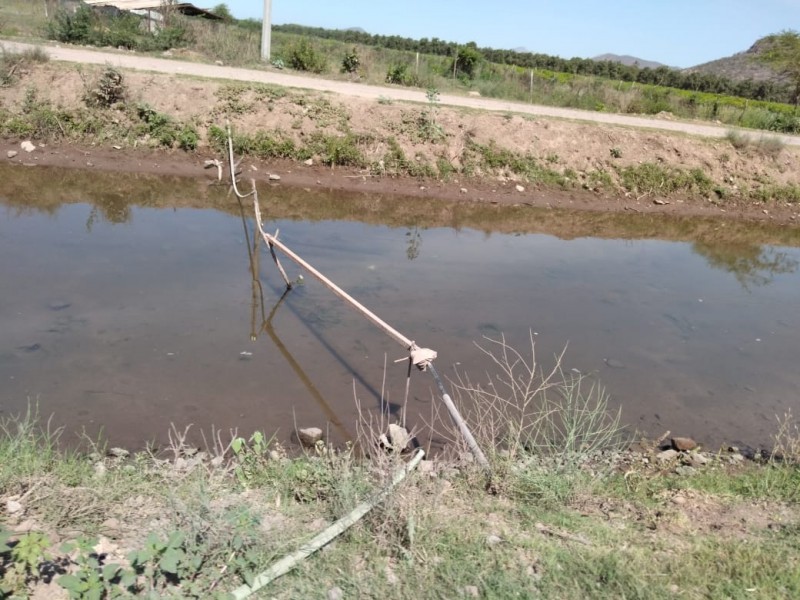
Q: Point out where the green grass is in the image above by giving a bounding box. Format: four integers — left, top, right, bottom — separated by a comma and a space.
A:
618, 163, 714, 197
1, 394, 800, 598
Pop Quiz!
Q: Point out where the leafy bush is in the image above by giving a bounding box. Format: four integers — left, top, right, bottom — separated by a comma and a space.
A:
386, 62, 423, 87
48, 5, 95, 44
341, 47, 360, 74
285, 39, 327, 73
135, 103, 197, 149
47, 5, 189, 51
83, 68, 126, 108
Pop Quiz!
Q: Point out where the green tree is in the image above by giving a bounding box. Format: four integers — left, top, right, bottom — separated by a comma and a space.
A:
452, 44, 483, 79
211, 3, 234, 22
758, 30, 800, 104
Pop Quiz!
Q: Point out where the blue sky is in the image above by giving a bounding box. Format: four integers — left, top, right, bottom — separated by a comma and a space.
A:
219, 0, 799, 68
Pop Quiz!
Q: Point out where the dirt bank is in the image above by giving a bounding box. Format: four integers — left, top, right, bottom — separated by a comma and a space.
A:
2, 59, 800, 226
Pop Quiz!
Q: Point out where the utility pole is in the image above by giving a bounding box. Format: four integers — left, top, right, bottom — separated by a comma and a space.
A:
261, 0, 273, 61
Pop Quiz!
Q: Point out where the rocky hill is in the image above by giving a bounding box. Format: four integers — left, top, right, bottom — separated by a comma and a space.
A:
592, 53, 667, 69
684, 38, 786, 83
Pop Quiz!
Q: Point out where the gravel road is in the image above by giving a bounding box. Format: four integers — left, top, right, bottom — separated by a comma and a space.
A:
4, 39, 800, 147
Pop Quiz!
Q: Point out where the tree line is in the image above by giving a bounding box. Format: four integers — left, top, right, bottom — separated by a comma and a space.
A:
273, 23, 793, 104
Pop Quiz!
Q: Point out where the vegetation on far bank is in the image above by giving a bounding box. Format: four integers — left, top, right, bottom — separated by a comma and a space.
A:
2, 51, 798, 209
2, 1, 800, 135
1, 337, 800, 599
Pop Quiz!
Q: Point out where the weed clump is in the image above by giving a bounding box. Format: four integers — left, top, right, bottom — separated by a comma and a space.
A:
0, 46, 48, 87
135, 104, 198, 150
83, 67, 126, 108
285, 39, 327, 74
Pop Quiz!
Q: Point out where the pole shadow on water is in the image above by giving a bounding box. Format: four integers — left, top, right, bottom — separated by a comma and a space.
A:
237, 199, 402, 442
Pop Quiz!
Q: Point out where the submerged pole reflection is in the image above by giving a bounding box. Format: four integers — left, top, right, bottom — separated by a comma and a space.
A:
238, 198, 366, 443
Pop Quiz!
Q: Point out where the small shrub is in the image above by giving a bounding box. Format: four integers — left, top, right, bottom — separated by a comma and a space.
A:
726, 129, 751, 150
48, 5, 95, 44
753, 135, 786, 158
286, 39, 327, 73
83, 67, 126, 108
135, 104, 196, 149
341, 47, 360, 74
610, 147, 622, 158
385, 63, 409, 85
177, 125, 198, 151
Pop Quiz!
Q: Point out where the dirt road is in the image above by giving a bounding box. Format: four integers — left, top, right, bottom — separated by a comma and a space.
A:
4, 39, 800, 146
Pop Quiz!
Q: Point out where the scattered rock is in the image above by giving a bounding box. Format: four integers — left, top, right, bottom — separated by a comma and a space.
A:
100, 518, 121, 533
464, 585, 480, 598
214, 60, 224, 66
93, 462, 107, 479
304, 158, 314, 166
485, 534, 503, 546
671, 437, 697, 452
6, 499, 23, 515
686, 453, 709, 468
387, 424, 411, 451
729, 453, 745, 464
675, 465, 696, 477
7, 150, 17, 158
20, 140, 36, 153
653, 198, 668, 205
515, 184, 525, 193
604, 358, 625, 369
460, 187, 468, 194
108, 447, 129, 459
656, 449, 679, 462
468, 91, 481, 97
418, 460, 437, 476
671, 495, 687, 505
327, 587, 344, 600
269, 173, 281, 181
298, 427, 323, 448
112, 145, 122, 150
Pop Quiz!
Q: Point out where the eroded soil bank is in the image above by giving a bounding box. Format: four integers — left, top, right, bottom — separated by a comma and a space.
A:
1, 60, 800, 226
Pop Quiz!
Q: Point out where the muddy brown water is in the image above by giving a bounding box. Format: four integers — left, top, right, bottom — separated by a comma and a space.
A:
1, 165, 800, 452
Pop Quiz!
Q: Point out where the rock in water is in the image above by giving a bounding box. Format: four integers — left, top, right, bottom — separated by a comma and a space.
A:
671, 437, 698, 451
298, 427, 323, 448
387, 424, 411, 451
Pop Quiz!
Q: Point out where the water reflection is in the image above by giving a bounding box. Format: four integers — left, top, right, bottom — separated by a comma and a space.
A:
405, 226, 423, 261
2, 163, 800, 450
692, 240, 799, 290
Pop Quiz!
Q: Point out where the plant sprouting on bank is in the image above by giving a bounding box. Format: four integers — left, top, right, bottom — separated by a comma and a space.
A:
0, 45, 48, 88
82, 67, 126, 108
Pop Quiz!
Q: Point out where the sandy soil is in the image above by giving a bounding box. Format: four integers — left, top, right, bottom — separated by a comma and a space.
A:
2, 41, 800, 226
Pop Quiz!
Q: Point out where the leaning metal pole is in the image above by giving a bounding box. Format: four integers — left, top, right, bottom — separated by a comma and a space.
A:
226, 132, 490, 472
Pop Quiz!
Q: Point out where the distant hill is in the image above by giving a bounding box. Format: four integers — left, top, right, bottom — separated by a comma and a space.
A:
593, 53, 668, 69
684, 38, 786, 83
346, 27, 367, 33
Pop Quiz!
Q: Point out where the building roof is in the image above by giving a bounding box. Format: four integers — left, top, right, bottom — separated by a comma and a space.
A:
83, 1, 222, 19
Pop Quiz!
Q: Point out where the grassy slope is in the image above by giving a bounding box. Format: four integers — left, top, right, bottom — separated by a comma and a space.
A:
1, 408, 799, 599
